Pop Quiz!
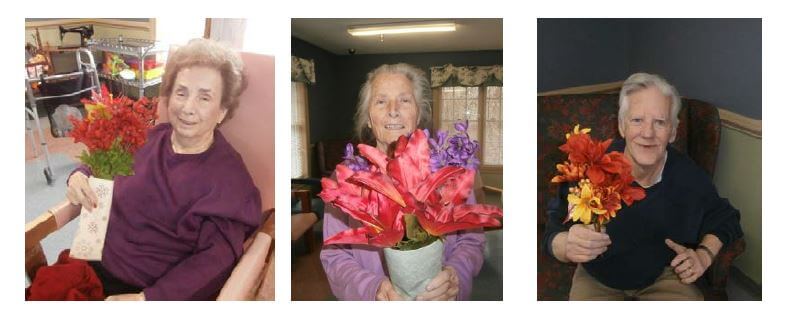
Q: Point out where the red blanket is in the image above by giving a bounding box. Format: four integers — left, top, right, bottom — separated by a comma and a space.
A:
27, 249, 105, 301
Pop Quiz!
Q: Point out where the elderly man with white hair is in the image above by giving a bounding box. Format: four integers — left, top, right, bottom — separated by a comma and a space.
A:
543, 73, 743, 300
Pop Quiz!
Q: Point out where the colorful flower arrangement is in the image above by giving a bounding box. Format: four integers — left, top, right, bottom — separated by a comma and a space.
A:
551, 125, 645, 231
69, 85, 158, 180
321, 122, 503, 250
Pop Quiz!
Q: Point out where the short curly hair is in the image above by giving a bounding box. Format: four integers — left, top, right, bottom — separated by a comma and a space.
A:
354, 63, 432, 143
160, 38, 247, 122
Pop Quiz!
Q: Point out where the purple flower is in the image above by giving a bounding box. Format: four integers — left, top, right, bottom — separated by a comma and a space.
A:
342, 143, 370, 172
428, 120, 480, 172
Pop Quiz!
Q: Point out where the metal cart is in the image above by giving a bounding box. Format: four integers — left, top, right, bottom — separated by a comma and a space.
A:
88, 37, 167, 98
25, 48, 101, 185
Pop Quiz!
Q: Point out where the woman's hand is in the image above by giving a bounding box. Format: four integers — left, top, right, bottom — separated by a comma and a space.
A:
416, 266, 459, 301
558, 224, 611, 263
665, 239, 711, 284
66, 171, 97, 211
376, 278, 403, 301
105, 292, 145, 301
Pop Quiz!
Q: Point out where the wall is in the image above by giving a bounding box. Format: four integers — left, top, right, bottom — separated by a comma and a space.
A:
537, 18, 629, 92
537, 18, 761, 119
627, 19, 761, 119
713, 128, 762, 286
293, 36, 503, 183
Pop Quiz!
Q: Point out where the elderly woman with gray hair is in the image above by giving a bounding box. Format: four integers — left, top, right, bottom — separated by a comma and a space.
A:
543, 72, 743, 300
320, 63, 486, 301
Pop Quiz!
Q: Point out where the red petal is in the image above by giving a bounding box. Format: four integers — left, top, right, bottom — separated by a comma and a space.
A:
436, 168, 474, 206
324, 227, 375, 246
414, 166, 464, 202
586, 165, 605, 184
369, 228, 405, 248
348, 172, 406, 207
358, 144, 388, 172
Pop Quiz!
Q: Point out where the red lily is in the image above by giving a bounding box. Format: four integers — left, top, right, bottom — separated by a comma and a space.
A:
320, 165, 405, 247
320, 129, 503, 248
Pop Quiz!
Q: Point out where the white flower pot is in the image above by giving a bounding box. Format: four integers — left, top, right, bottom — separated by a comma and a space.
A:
383, 239, 444, 300
69, 177, 114, 261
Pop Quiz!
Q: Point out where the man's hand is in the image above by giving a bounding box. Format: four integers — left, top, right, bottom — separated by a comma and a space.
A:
665, 239, 710, 284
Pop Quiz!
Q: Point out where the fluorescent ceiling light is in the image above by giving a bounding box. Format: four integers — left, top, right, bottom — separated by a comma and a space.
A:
347, 21, 456, 36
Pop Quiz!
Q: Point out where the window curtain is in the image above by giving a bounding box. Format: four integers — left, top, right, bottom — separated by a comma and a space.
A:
292, 82, 310, 178
206, 18, 247, 50
430, 64, 503, 87
292, 56, 316, 84
291, 56, 315, 178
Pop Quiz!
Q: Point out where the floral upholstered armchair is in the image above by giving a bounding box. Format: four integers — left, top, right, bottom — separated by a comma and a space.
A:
537, 93, 746, 300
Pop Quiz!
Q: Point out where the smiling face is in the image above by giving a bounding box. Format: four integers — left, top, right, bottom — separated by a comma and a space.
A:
368, 72, 419, 152
621, 86, 677, 172
167, 66, 227, 151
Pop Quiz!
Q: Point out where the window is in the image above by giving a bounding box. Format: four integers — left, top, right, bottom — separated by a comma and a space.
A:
291, 82, 309, 178
434, 86, 503, 167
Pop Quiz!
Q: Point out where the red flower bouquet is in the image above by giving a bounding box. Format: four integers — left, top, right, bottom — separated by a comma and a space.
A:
69, 85, 158, 180
551, 125, 645, 231
319, 128, 503, 250
67, 85, 158, 260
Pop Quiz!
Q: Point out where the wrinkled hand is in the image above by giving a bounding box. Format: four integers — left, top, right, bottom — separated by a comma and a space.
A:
66, 171, 97, 211
564, 224, 611, 263
665, 239, 710, 284
105, 292, 145, 301
416, 266, 459, 301
376, 278, 403, 301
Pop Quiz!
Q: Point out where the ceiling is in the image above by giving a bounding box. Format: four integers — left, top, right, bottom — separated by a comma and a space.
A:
291, 18, 502, 55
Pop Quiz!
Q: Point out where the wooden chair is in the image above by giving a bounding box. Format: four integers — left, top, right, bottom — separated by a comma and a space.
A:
25, 51, 276, 300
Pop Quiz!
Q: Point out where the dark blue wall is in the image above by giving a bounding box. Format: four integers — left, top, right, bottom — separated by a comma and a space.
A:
537, 19, 630, 92
538, 18, 761, 119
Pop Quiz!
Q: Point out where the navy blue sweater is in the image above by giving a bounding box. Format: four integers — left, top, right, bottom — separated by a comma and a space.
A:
543, 139, 743, 290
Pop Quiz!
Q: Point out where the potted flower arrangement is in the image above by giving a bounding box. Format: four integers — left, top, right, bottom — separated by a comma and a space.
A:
67, 85, 158, 260
319, 121, 503, 300
550, 125, 646, 231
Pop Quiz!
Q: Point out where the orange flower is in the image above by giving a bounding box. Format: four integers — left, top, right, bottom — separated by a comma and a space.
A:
551, 161, 585, 183
553, 124, 646, 228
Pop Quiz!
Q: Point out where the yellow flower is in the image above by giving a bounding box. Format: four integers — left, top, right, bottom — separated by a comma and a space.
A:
565, 124, 591, 140
85, 102, 111, 121
567, 180, 605, 225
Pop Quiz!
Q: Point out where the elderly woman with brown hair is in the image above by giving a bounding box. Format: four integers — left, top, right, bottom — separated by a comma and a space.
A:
65, 38, 261, 300
320, 63, 486, 301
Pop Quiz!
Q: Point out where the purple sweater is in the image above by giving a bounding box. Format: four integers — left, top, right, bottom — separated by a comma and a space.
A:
72, 123, 261, 300
320, 194, 486, 301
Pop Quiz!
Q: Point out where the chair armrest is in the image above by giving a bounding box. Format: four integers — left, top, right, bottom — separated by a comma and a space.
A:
291, 213, 318, 241
482, 185, 503, 194
25, 200, 80, 247
218, 210, 275, 300
218, 231, 273, 300
255, 251, 275, 300
25, 200, 81, 278
707, 238, 746, 290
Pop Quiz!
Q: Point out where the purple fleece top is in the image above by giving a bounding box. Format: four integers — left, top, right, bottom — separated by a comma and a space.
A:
71, 123, 261, 300
320, 193, 486, 301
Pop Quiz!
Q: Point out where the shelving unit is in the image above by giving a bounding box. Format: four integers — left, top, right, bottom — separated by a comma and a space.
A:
88, 37, 167, 98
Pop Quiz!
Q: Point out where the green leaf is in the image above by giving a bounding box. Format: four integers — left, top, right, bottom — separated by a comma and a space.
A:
81, 138, 135, 180
394, 214, 438, 251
